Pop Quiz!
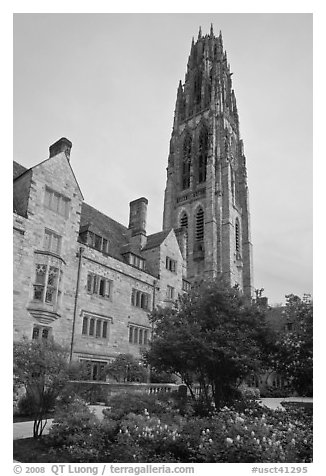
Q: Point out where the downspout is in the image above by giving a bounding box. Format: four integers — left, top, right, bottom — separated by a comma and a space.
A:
70, 246, 84, 362
151, 279, 157, 337
148, 279, 157, 383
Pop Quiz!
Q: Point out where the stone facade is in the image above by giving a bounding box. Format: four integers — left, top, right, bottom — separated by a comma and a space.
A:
163, 28, 254, 297
13, 138, 188, 380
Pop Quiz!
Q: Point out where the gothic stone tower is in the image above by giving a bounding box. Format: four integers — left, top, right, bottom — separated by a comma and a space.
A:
163, 26, 254, 297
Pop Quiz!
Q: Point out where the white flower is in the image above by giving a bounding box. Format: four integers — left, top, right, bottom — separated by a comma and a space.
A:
236, 435, 241, 441
226, 437, 233, 445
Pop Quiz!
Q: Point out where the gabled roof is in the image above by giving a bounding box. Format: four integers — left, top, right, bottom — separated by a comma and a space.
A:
13, 161, 28, 180
143, 230, 171, 251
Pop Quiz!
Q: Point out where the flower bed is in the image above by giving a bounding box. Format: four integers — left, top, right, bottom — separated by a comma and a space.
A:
42, 394, 312, 463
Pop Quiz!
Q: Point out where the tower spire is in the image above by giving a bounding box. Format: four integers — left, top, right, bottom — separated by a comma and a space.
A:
163, 29, 254, 298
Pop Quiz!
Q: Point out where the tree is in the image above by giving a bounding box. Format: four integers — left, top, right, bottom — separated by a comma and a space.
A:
13, 338, 71, 438
105, 353, 148, 383
272, 294, 313, 396
145, 279, 272, 409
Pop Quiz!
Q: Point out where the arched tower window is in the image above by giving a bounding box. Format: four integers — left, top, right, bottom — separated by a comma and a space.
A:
180, 212, 189, 257
194, 70, 202, 107
198, 126, 209, 183
235, 218, 240, 254
180, 212, 188, 229
182, 133, 192, 190
195, 207, 204, 242
231, 166, 235, 202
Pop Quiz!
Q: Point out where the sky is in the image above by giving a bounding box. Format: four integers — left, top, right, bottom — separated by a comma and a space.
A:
13, 13, 313, 305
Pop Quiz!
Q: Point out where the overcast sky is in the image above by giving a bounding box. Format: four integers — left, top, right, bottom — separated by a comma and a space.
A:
13, 13, 312, 305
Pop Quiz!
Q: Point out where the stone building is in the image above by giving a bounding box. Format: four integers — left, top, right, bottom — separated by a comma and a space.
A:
13, 27, 255, 379
163, 27, 253, 296
13, 138, 188, 379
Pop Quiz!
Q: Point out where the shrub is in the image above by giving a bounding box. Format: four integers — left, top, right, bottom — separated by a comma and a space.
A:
178, 403, 312, 463
46, 395, 312, 463
48, 396, 98, 446
238, 384, 260, 399
48, 395, 120, 462
260, 386, 293, 398
109, 411, 185, 462
103, 391, 183, 422
64, 382, 109, 405
150, 370, 178, 384
105, 354, 148, 383
17, 390, 56, 417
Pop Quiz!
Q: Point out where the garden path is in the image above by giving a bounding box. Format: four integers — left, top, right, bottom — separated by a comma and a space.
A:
13, 405, 105, 440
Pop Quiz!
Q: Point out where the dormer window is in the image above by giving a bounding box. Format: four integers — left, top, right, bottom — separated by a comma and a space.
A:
128, 253, 145, 271
79, 229, 109, 254
88, 232, 109, 253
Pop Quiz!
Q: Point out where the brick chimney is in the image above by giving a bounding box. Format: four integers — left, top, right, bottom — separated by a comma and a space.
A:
128, 197, 148, 249
49, 137, 72, 160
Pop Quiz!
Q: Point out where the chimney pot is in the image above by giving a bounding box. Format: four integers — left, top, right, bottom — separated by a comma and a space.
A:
49, 137, 72, 159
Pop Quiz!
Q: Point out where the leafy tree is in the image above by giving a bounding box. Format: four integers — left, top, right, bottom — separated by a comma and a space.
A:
13, 338, 71, 438
272, 294, 313, 396
145, 279, 272, 409
105, 353, 148, 383
150, 369, 178, 384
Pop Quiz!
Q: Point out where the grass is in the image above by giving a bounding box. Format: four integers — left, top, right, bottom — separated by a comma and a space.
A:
13, 437, 71, 463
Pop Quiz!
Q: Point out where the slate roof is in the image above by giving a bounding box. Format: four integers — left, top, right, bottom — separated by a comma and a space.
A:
143, 230, 170, 251
80, 202, 129, 262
